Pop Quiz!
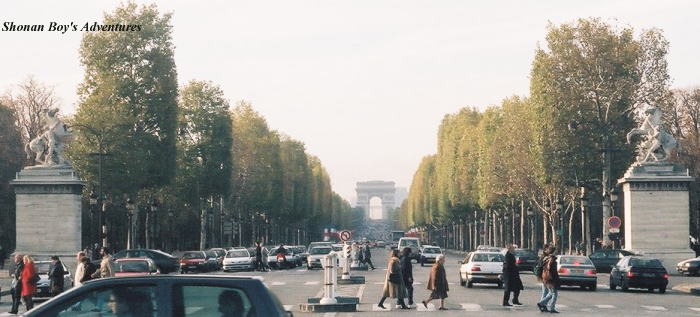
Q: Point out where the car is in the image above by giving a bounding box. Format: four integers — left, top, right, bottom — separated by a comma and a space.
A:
556, 255, 597, 291
375, 240, 387, 248
209, 248, 228, 268
307, 246, 333, 269
588, 249, 636, 273
205, 250, 221, 271
294, 245, 309, 264
34, 261, 72, 300
419, 245, 443, 267
513, 249, 538, 271
288, 246, 305, 266
677, 256, 700, 276
331, 244, 344, 252
458, 251, 504, 288
398, 237, 422, 261
223, 249, 255, 272
112, 249, 180, 274
609, 256, 669, 293
114, 258, 160, 277
268, 248, 297, 269
308, 241, 333, 251
22, 275, 291, 317
179, 251, 209, 273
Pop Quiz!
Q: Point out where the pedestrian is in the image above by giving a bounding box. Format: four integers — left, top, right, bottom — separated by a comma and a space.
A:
48, 255, 65, 296
74, 252, 86, 287
535, 243, 551, 304
690, 236, 700, 257
91, 243, 100, 261
9, 254, 24, 314
364, 244, 375, 270
502, 244, 523, 306
400, 247, 414, 306
378, 249, 409, 310
261, 245, 270, 271
537, 246, 560, 313
422, 254, 449, 310
80, 256, 97, 284
91, 247, 114, 279
21, 255, 38, 311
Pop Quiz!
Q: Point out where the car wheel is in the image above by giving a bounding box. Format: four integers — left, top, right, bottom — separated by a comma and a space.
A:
467, 281, 473, 288
609, 278, 616, 290
421, 262, 424, 267
589, 284, 597, 291
459, 274, 465, 286
621, 280, 629, 292
648, 288, 654, 293
180, 270, 185, 274
497, 282, 503, 289
659, 287, 666, 294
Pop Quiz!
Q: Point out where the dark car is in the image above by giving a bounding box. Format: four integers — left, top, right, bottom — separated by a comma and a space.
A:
205, 250, 222, 271
609, 256, 669, 293
513, 249, 538, 271
112, 249, 180, 274
589, 249, 636, 273
22, 275, 292, 317
180, 251, 209, 273
677, 257, 700, 276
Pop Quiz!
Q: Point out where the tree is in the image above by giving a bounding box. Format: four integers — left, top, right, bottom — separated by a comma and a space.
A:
1, 76, 60, 144
0, 102, 24, 252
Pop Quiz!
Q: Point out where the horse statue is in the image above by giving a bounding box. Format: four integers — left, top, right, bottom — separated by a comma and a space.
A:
626, 106, 677, 163
25, 108, 72, 166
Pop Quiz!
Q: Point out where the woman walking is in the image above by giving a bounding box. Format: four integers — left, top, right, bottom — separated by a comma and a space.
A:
422, 254, 449, 310
537, 246, 560, 313
21, 255, 38, 311
378, 249, 409, 309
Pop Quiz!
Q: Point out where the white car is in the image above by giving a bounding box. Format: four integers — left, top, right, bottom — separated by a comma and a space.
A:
223, 249, 255, 272
419, 245, 443, 267
307, 246, 333, 269
35, 261, 72, 299
459, 251, 504, 288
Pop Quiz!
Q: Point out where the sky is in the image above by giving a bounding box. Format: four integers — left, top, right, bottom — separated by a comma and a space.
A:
1, 1, 699, 203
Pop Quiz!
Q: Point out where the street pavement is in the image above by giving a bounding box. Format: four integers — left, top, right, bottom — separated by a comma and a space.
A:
1, 248, 700, 316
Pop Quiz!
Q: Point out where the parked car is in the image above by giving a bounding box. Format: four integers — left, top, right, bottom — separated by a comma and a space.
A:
294, 245, 309, 264
22, 275, 291, 317
589, 249, 636, 273
112, 249, 180, 274
458, 251, 504, 288
114, 258, 160, 277
609, 256, 669, 293
557, 255, 597, 291
375, 240, 386, 248
34, 261, 72, 300
307, 246, 333, 269
419, 245, 442, 267
289, 246, 305, 266
179, 251, 209, 273
205, 250, 221, 271
513, 249, 538, 271
677, 257, 700, 276
223, 249, 255, 272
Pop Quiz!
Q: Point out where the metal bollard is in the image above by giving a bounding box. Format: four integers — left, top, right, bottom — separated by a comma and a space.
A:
320, 252, 338, 305
342, 244, 351, 280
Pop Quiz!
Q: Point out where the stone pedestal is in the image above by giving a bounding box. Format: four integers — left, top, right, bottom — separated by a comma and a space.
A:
10, 165, 84, 265
618, 162, 694, 273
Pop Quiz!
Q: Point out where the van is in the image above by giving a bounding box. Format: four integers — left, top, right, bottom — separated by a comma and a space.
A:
398, 237, 422, 260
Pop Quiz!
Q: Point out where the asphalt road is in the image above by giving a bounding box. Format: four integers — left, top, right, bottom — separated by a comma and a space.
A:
2, 248, 699, 316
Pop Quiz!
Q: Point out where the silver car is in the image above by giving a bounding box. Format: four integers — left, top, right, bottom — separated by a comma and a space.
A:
557, 255, 597, 291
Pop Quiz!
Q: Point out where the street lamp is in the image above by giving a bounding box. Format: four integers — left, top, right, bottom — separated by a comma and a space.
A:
149, 199, 159, 249
101, 195, 108, 248
126, 198, 135, 249
580, 186, 591, 255
89, 190, 98, 247
556, 200, 564, 253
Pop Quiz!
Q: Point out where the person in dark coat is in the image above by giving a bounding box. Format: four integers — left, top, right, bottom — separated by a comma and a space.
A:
422, 254, 449, 310
400, 247, 414, 306
537, 246, 560, 313
9, 254, 24, 314
48, 255, 65, 296
378, 249, 409, 310
363, 244, 375, 270
91, 243, 100, 261
502, 244, 524, 306
255, 241, 265, 272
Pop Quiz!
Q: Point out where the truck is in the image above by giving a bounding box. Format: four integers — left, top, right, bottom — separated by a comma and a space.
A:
389, 230, 404, 249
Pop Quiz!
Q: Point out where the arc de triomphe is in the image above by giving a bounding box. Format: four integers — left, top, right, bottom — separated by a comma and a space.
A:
356, 181, 395, 220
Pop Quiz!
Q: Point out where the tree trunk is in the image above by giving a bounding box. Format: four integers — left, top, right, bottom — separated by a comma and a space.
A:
568, 206, 576, 254
520, 201, 526, 248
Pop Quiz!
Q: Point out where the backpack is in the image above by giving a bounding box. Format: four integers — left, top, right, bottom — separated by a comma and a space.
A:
533, 258, 544, 278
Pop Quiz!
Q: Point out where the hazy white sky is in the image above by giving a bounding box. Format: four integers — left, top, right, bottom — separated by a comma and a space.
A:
1, 1, 698, 202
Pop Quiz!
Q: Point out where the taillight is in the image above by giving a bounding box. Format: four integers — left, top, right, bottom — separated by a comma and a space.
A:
626, 271, 635, 277
558, 268, 569, 274
180, 259, 186, 264
471, 266, 481, 272
662, 273, 669, 279
586, 269, 596, 276
516, 258, 524, 264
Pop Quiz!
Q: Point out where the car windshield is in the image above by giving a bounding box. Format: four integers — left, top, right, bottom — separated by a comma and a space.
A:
559, 256, 593, 265
630, 258, 663, 267
332, 245, 342, 251
310, 247, 332, 255
183, 252, 204, 259
116, 261, 149, 272
226, 250, 249, 258
472, 253, 504, 262
423, 248, 441, 254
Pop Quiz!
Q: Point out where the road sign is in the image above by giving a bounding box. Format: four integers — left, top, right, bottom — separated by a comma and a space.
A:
608, 216, 622, 229
609, 228, 620, 233
339, 230, 352, 242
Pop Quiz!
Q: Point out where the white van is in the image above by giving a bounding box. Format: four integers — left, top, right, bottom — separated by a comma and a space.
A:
398, 237, 422, 260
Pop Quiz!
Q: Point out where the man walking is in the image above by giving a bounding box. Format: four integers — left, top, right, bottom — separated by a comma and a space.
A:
502, 244, 523, 306
9, 254, 24, 314
400, 247, 414, 306
363, 244, 375, 270
91, 247, 114, 279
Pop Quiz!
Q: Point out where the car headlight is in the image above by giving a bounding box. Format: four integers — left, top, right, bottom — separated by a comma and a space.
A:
685, 263, 691, 267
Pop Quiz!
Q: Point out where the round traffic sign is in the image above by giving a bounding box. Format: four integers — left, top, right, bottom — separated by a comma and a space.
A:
339, 230, 352, 242
608, 216, 622, 229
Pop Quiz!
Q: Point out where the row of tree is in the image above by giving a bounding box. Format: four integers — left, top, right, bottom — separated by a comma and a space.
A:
0, 2, 358, 253
400, 18, 700, 253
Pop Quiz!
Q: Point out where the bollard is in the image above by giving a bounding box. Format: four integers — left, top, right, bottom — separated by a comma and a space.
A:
320, 252, 338, 305
342, 244, 351, 280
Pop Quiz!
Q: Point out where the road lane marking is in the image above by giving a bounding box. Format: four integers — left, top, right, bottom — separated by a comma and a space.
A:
642, 305, 666, 311
323, 313, 337, 317
374, 282, 384, 285
556, 304, 568, 309
372, 304, 392, 311
461, 303, 482, 311
304, 281, 320, 285
414, 281, 422, 285
356, 284, 366, 301
297, 269, 307, 272
595, 304, 615, 309
283, 305, 294, 311
271, 281, 286, 286
689, 307, 700, 312
597, 284, 609, 289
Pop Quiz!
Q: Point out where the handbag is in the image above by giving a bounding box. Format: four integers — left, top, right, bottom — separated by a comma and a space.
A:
29, 272, 41, 285
388, 272, 401, 284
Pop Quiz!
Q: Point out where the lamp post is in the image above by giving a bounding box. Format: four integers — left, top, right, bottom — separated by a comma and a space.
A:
101, 195, 108, 248
126, 198, 135, 250
89, 191, 98, 247
168, 209, 174, 252
580, 187, 591, 255
610, 187, 619, 248
146, 199, 158, 249
526, 207, 534, 249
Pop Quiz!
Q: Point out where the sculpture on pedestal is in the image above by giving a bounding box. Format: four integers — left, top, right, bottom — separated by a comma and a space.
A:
25, 108, 72, 166
626, 106, 677, 163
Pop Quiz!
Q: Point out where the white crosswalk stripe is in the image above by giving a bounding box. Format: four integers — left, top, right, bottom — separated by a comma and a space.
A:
689, 307, 700, 312
642, 305, 666, 311
271, 281, 286, 286
304, 281, 320, 285
323, 313, 337, 317
461, 303, 482, 311
595, 304, 615, 309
